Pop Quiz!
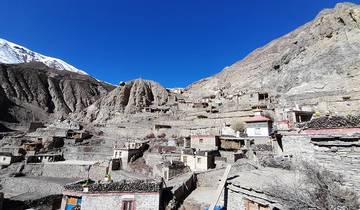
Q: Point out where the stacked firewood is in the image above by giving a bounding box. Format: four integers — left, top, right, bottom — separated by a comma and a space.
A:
64, 179, 162, 193
299, 115, 360, 129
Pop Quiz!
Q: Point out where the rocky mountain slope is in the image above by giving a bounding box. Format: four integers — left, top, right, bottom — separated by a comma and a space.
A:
0, 62, 114, 123
76, 79, 169, 122
0, 38, 88, 75
184, 3, 360, 108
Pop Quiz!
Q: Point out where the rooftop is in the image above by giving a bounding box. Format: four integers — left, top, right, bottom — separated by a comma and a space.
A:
228, 167, 296, 194
245, 115, 271, 123
64, 179, 162, 193
0, 152, 13, 156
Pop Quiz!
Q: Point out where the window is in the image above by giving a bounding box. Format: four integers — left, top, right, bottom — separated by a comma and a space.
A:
258, 93, 269, 101
122, 200, 135, 210
199, 139, 203, 143
255, 127, 261, 135
197, 157, 201, 163
3, 157, 5, 161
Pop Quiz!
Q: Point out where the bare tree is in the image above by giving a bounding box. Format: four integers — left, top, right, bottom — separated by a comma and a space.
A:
265, 160, 359, 210
231, 119, 245, 133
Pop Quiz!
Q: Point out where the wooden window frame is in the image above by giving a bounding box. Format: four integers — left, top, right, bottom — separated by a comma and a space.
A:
122, 200, 135, 210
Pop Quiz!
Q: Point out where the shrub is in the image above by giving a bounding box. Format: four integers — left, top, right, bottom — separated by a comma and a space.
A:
265, 160, 360, 210
231, 119, 245, 133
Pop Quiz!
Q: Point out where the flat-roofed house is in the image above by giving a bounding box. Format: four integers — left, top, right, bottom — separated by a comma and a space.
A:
180, 148, 217, 171
226, 167, 295, 210
190, 135, 220, 151
0, 152, 23, 168
61, 179, 163, 210
112, 141, 147, 170
245, 113, 272, 138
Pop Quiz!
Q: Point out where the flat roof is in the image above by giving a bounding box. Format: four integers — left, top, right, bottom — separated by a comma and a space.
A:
245, 115, 271, 123
64, 179, 162, 193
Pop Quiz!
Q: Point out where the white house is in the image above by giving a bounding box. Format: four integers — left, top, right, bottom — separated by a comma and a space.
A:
245, 113, 272, 137
0, 152, 22, 168
0, 152, 13, 167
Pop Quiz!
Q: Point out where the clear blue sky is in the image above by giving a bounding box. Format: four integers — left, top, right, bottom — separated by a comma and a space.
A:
0, 0, 357, 87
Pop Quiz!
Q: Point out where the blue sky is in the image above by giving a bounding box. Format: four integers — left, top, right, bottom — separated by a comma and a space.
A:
0, 0, 357, 87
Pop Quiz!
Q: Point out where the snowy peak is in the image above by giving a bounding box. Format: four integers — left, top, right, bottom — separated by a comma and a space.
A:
0, 38, 88, 75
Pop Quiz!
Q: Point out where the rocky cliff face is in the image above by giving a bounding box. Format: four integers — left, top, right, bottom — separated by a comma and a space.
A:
77, 79, 169, 122
184, 3, 360, 108
0, 62, 114, 123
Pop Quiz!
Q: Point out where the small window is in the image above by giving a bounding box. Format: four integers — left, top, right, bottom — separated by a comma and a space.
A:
199, 139, 203, 143
258, 93, 269, 101
255, 127, 261, 135
3, 157, 6, 161
197, 157, 201, 163
122, 200, 134, 210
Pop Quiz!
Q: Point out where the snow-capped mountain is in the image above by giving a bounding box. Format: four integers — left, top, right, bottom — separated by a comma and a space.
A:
0, 38, 88, 75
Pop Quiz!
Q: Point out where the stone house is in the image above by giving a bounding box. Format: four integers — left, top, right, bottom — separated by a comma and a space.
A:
201, 95, 216, 103
192, 102, 209, 109
23, 141, 43, 153
219, 136, 253, 151
26, 153, 64, 163
67, 130, 91, 141
180, 148, 217, 171
112, 141, 147, 170
275, 107, 313, 130
233, 91, 274, 109
220, 123, 238, 137
0, 152, 23, 168
190, 135, 220, 151
155, 160, 189, 181
28, 122, 45, 132
61, 179, 163, 210
226, 167, 293, 210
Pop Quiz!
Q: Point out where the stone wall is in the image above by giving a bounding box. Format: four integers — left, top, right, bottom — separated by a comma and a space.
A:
226, 188, 245, 210
24, 162, 107, 180
282, 135, 360, 194
80, 193, 160, 210
190, 135, 219, 150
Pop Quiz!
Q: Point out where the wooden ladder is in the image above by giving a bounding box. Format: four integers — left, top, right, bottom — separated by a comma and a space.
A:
209, 164, 232, 210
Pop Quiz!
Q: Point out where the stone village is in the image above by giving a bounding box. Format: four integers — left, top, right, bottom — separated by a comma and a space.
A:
0, 87, 360, 210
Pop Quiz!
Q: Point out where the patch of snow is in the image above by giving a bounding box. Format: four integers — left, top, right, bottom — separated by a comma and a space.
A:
0, 38, 88, 75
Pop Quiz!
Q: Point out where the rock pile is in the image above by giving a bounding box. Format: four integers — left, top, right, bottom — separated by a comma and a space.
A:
300, 115, 360, 129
